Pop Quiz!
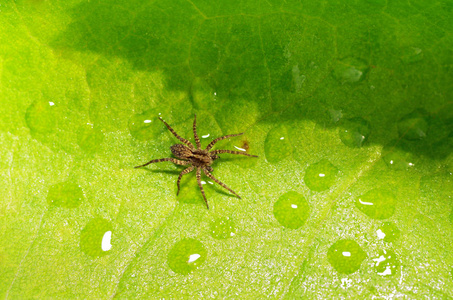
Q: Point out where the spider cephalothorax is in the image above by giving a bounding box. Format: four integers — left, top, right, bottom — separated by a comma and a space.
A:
135, 115, 258, 209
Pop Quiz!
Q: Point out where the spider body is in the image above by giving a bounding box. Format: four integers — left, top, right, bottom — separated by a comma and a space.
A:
135, 115, 258, 209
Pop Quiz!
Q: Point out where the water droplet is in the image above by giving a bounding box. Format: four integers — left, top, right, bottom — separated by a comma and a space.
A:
377, 222, 400, 243
327, 239, 366, 274
77, 123, 104, 154
292, 64, 305, 92
234, 146, 247, 152
47, 181, 83, 208
397, 109, 429, 140
304, 159, 338, 192
401, 47, 424, 64
273, 191, 310, 229
381, 141, 416, 170
25, 100, 57, 133
264, 124, 291, 163
210, 217, 237, 239
329, 109, 343, 123
128, 109, 162, 141
202, 133, 210, 138
339, 117, 371, 148
80, 218, 114, 257
333, 57, 368, 84
372, 249, 399, 276
167, 238, 207, 275
355, 189, 397, 220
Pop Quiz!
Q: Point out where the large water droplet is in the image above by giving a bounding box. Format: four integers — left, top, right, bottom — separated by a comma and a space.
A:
77, 123, 104, 154
377, 222, 400, 243
210, 217, 237, 239
273, 191, 310, 229
128, 109, 162, 141
167, 238, 207, 275
80, 218, 114, 257
333, 57, 368, 84
355, 189, 397, 220
327, 239, 366, 274
47, 181, 83, 208
264, 124, 292, 164
304, 159, 338, 192
381, 141, 416, 170
25, 100, 57, 133
372, 249, 399, 276
397, 109, 429, 140
339, 117, 371, 148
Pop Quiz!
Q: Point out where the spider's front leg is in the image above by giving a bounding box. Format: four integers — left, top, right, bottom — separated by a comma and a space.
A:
177, 166, 195, 195
196, 167, 209, 209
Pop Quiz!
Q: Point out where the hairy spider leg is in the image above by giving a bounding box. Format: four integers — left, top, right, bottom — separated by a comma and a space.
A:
202, 167, 241, 199
193, 114, 201, 149
159, 117, 194, 149
134, 158, 190, 168
210, 149, 258, 157
205, 133, 244, 151
177, 166, 195, 195
196, 167, 209, 209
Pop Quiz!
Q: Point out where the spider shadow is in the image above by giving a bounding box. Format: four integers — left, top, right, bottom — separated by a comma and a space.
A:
144, 166, 235, 198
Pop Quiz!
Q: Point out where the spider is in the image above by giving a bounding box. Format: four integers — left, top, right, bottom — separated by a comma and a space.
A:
135, 115, 258, 209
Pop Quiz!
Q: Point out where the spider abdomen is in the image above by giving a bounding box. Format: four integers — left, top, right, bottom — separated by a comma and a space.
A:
170, 144, 192, 159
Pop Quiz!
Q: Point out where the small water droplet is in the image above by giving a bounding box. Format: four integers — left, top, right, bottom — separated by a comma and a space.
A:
292, 64, 305, 92
25, 100, 57, 133
401, 47, 424, 64
128, 109, 162, 141
355, 189, 397, 220
377, 222, 400, 243
47, 181, 83, 208
202, 133, 210, 138
264, 124, 291, 163
304, 159, 338, 192
329, 109, 343, 123
77, 123, 104, 154
167, 238, 207, 275
273, 191, 310, 229
210, 217, 237, 239
327, 239, 366, 274
333, 57, 369, 84
397, 109, 429, 140
339, 117, 371, 148
80, 218, 114, 257
381, 141, 416, 170
372, 249, 399, 276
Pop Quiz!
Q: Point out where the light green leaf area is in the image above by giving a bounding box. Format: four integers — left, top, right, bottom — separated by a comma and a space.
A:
1, 0, 453, 298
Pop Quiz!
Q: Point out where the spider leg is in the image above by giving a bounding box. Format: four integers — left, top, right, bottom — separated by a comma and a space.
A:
159, 117, 194, 149
196, 167, 209, 209
205, 133, 244, 151
176, 165, 195, 195
193, 114, 201, 149
202, 167, 241, 199
134, 158, 190, 168
210, 149, 258, 158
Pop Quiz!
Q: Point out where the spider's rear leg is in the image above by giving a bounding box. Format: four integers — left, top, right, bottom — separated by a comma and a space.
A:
177, 166, 195, 195
134, 158, 190, 168
202, 167, 241, 199
196, 167, 209, 209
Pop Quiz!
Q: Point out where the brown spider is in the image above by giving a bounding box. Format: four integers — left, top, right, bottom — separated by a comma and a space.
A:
135, 115, 258, 209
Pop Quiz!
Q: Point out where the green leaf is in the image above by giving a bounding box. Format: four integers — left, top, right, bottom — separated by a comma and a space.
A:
1, 0, 453, 298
